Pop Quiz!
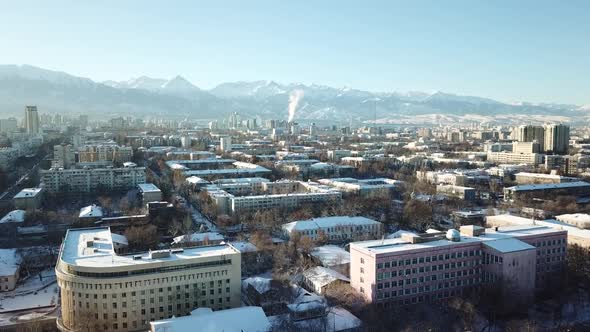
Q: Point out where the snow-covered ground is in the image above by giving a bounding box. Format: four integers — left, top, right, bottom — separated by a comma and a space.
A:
0, 270, 58, 313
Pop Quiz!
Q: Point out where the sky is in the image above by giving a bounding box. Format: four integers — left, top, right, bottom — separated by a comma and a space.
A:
1, 0, 589, 105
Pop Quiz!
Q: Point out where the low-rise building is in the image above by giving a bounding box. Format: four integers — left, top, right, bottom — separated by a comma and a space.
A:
282, 216, 382, 242
301, 266, 350, 295
503, 181, 590, 202
41, 166, 146, 194
138, 183, 163, 203
0, 248, 20, 291
318, 177, 404, 198
487, 151, 543, 165
514, 172, 578, 185
436, 184, 476, 201
150, 306, 270, 332
13, 187, 44, 210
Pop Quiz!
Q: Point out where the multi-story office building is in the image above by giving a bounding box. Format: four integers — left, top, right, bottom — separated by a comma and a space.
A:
318, 178, 404, 198
544, 123, 570, 154
52, 144, 76, 169
512, 141, 540, 154
220, 136, 232, 152
350, 225, 566, 307
24, 105, 40, 134
514, 172, 578, 185
436, 184, 477, 201
56, 227, 242, 332
41, 166, 146, 194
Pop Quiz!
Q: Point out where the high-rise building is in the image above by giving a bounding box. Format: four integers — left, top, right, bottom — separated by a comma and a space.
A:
0, 118, 18, 133
309, 122, 318, 136
78, 114, 88, 128
220, 136, 232, 152
544, 123, 570, 154
514, 125, 545, 152
52, 144, 75, 169
24, 106, 40, 134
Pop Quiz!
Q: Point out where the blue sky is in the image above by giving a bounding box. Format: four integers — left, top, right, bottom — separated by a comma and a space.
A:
1, 1, 589, 104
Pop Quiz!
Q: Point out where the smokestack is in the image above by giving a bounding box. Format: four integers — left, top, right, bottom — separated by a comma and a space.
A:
288, 89, 304, 123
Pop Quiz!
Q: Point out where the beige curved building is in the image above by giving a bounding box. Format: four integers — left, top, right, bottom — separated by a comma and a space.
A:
56, 227, 241, 332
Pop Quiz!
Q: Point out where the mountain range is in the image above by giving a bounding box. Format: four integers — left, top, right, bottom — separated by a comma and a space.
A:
0, 64, 586, 125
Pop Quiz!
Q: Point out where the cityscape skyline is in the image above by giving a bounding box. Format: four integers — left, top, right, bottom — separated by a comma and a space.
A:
1, 1, 589, 105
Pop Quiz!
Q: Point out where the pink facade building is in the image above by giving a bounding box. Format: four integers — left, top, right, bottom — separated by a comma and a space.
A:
350, 225, 566, 307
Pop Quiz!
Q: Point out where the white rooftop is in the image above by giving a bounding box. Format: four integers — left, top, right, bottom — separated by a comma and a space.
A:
0, 249, 20, 276
137, 183, 161, 193
283, 216, 380, 233
351, 224, 562, 255
483, 238, 535, 253
0, 210, 25, 224
172, 232, 224, 244
79, 205, 103, 218
150, 306, 270, 332
507, 181, 590, 191
311, 245, 350, 266
13, 187, 43, 199
60, 227, 238, 268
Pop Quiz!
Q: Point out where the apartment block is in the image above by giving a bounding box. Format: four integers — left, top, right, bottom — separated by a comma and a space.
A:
56, 227, 242, 332
282, 216, 383, 243
41, 166, 146, 194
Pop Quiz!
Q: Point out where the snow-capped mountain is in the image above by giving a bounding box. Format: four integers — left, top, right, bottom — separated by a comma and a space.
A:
103, 75, 200, 97
0, 64, 585, 123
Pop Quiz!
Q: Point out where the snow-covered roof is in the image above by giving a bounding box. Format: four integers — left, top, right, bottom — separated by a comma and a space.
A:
230, 241, 258, 253
110, 233, 128, 246
242, 277, 272, 294
0, 210, 25, 224
79, 204, 103, 218
311, 245, 350, 266
483, 238, 535, 253
269, 306, 362, 332
59, 227, 239, 268
172, 232, 224, 244
283, 216, 380, 234
150, 306, 270, 332
185, 176, 210, 184
555, 213, 590, 228
287, 291, 326, 313
387, 230, 417, 239
506, 181, 590, 192
13, 187, 43, 199
137, 183, 161, 193
303, 266, 350, 290
0, 249, 20, 276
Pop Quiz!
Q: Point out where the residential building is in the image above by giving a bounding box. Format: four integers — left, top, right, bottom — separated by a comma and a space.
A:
318, 178, 404, 198
503, 181, 590, 201
0, 117, 18, 133
220, 136, 232, 152
301, 266, 350, 295
53, 143, 75, 169
514, 125, 545, 151
41, 166, 146, 194
486, 151, 544, 165
24, 105, 40, 134
56, 227, 242, 332
514, 172, 578, 185
544, 123, 570, 154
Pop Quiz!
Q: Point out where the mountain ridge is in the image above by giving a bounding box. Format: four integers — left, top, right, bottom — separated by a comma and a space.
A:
0, 64, 585, 124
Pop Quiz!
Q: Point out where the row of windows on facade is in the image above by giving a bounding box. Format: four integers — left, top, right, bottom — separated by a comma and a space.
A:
376, 268, 481, 287
71, 294, 232, 313
71, 301, 233, 331
375, 277, 480, 299
368, 249, 484, 269
63, 268, 229, 286
375, 288, 466, 307
372, 259, 481, 280
67, 279, 231, 298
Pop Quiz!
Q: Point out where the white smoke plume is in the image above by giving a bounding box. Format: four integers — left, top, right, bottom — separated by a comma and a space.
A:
288, 89, 304, 122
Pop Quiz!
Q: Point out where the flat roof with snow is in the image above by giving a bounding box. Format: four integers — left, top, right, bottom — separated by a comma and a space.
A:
283, 216, 380, 233
0, 210, 25, 224
150, 306, 270, 332
59, 227, 239, 270
137, 183, 161, 193
13, 187, 43, 199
